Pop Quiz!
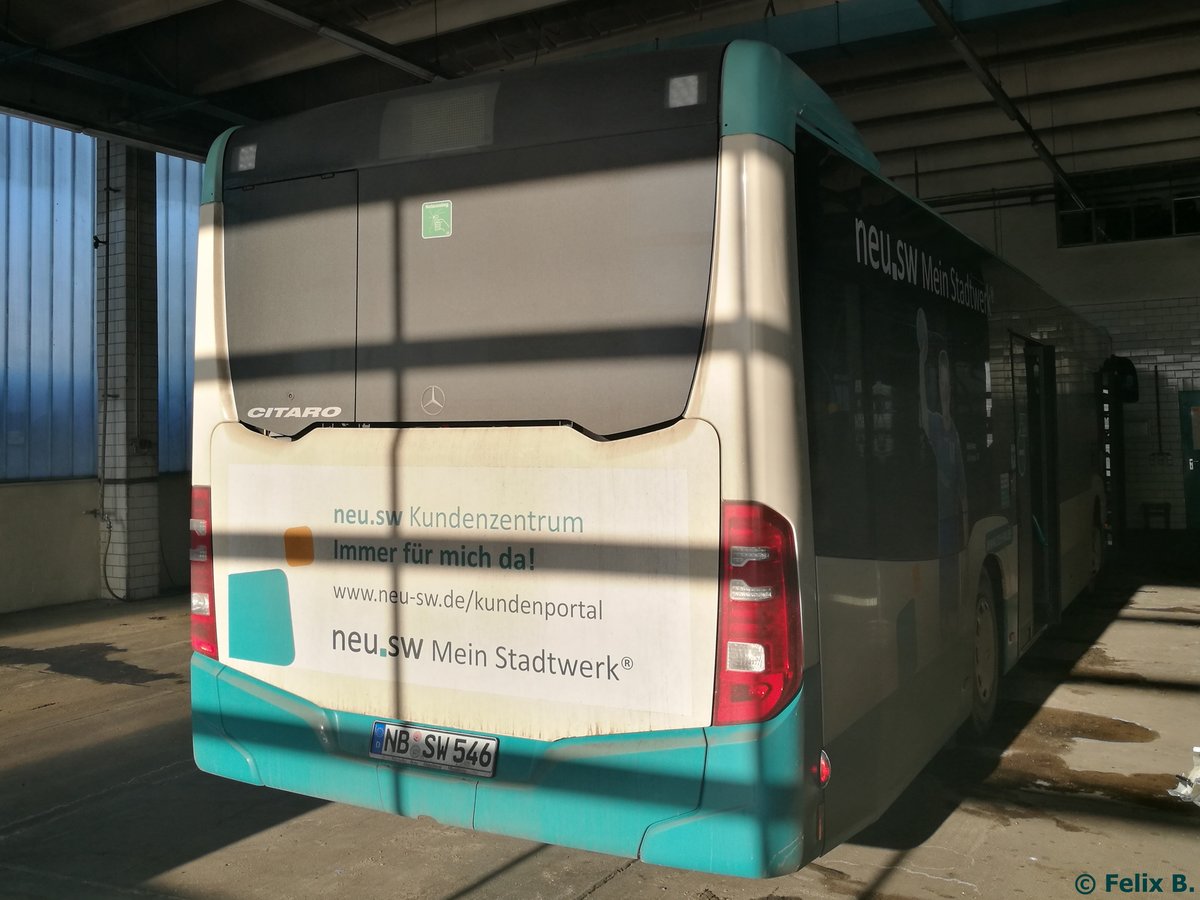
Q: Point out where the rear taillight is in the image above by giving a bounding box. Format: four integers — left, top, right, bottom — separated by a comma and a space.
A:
190, 486, 218, 659
713, 501, 802, 725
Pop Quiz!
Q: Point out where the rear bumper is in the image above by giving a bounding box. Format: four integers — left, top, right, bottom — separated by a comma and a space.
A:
192, 654, 819, 877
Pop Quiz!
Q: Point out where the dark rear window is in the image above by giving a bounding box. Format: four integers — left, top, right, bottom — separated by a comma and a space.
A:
223, 47, 722, 436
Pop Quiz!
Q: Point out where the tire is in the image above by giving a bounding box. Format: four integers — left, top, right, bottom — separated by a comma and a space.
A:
965, 570, 1000, 738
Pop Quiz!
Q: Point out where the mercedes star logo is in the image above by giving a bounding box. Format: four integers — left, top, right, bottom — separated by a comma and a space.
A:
421, 385, 446, 416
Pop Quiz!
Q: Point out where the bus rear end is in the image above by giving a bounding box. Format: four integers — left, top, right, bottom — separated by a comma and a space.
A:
191, 43, 825, 878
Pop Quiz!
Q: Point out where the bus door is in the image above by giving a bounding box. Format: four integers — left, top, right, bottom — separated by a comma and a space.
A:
1013, 335, 1060, 648
1182, 391, 1200, 530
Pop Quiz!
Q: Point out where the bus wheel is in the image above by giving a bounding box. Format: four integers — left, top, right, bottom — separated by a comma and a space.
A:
966, 571, 1000, 737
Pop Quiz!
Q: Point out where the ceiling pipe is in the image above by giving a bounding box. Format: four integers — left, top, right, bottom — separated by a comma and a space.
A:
234, 0, 439, 82
914, 0, 1088, 210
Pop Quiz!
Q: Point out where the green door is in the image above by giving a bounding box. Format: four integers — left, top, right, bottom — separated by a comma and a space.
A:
1182, 391, 1200, 530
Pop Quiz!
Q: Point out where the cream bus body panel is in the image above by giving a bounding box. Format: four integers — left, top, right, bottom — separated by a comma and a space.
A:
688, 132, 968, 848
192, 202, 236, 485
1059, 478, 1104, 604
684, 133, 821, 669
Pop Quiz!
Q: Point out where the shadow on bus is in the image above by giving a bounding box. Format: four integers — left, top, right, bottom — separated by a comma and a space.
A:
850, 541, 1200, 857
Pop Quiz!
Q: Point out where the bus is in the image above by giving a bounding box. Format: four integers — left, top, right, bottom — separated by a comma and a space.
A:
190, 40, 1111, 878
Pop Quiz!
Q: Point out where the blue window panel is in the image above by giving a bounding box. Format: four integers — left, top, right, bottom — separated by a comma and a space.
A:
3, 117, 33, 480
157, 153, 200, 473
0, 114, 95, 482
28, 123, 53, 479
70, 130, 96, 477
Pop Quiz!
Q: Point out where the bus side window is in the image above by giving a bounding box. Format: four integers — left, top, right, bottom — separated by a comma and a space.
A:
804, 280, 873, 560
863, 297, 938, 561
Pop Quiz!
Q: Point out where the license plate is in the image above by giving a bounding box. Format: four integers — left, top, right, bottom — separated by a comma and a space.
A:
369, 721, 498, 777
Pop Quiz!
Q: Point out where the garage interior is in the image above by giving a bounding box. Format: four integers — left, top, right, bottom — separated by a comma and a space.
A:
0, 1, 1198, 896
2, 0, 1198, 611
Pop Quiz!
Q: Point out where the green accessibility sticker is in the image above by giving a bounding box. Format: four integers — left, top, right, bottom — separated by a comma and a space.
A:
422, 200, 453, 239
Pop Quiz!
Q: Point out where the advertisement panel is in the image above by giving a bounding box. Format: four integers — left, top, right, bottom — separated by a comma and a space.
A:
210, 420, 720, 741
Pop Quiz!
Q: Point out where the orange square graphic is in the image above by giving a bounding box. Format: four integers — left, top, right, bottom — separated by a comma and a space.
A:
284, 526, 315, 566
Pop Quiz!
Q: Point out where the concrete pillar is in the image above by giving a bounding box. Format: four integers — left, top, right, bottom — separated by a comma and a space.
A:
95, 141, 159, 600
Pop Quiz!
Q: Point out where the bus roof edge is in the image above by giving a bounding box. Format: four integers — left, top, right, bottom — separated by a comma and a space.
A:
202, 126, 241, 204
720, 40, 881, 175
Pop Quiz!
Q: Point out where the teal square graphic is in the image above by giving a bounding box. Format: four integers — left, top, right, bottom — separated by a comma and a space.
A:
228, 569, 296, 666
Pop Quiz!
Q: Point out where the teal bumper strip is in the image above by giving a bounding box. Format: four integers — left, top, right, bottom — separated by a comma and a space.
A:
191, 656, 814, 877
474, 727, 707, 859
192, 654, 263, 786
640, 688, 808, 877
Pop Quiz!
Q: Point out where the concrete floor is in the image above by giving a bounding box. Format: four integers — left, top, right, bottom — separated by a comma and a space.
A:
1, 546, 1198, 900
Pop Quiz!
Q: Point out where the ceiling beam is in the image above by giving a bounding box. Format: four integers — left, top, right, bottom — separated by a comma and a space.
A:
207, 0, 574, 92
0, 39, 255, 126
914, 0, 1087, 210
813, 13, 1200, 96
46, 0, 222, 50
233, 0, 439, 82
